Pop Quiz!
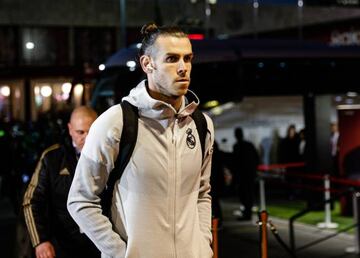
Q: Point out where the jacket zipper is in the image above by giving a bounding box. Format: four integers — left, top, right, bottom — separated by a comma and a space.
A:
172, 118, 179, 258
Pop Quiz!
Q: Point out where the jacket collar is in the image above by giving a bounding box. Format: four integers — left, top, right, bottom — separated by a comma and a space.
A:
122, 80, 199, 120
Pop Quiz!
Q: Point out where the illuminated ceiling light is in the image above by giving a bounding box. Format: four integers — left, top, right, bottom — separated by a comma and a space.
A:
62, 82, 72, 94
208, 0, 217, 4
253, 0, 259, 9
98, 64, 106, 71
74, 84, 84, 96
347, 92, 358, 97
40, 85, 52, 97
334, 96, 342, 102
0, 85, 10, 97
126, 60, 136, 68
204, 100, 219, 109
297, 0, 303, 7
26, 41, 35, 50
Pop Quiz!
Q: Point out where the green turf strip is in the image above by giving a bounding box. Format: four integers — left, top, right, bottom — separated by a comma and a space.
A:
266, 201, 355, 233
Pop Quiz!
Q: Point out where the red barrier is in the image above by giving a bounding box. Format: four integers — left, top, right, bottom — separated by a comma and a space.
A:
257, 162, 305, 172
257, 162, 360, 188
265, 181, 342, 194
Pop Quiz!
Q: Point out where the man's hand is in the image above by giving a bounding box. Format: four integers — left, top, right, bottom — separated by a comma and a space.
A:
35, 241, 56, 258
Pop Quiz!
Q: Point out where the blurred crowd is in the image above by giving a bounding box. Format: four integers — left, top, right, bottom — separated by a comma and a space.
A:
0, 110, 71, 214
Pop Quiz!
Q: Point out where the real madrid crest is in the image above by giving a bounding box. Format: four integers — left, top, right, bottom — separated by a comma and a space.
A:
186, 128, 196, 149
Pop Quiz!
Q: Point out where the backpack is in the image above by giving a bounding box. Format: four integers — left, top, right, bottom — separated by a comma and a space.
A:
101, 100, 208, 217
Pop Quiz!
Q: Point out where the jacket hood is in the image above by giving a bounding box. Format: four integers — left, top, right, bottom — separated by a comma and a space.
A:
122, 80, 199, 120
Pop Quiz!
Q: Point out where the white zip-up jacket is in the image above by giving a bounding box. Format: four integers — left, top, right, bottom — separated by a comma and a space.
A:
67, 80, 214, 258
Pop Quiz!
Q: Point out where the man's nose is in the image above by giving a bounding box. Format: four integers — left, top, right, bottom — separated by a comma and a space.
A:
177, 59, 187, 75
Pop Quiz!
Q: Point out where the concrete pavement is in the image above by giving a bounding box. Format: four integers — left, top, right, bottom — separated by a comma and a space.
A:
218, 198, 359, 258
1, 196, 360, 258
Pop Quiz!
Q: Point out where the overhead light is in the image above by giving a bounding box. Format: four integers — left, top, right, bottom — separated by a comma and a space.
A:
334, 96, 342, 102
126, 60, 136, 68
40, 85, 52, 97
61, 82, 72, 94
347, 92, 358, 97
74, 84, 84, 96
26, 41, 35, 50
98, 64, 105, 71
0, 85, 10, 97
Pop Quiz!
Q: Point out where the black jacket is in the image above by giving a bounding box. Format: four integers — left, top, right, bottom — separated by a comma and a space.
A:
23, 136, 100, 258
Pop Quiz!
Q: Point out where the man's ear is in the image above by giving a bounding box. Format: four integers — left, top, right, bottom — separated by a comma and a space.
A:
67, 122, 72, 135
140, 55, 152, 74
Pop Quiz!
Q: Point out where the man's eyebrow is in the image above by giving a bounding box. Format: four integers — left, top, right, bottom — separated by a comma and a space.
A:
165, 52, 193, 56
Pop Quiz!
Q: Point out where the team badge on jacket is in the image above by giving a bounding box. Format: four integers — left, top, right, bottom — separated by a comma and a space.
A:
186, 128, 196, 149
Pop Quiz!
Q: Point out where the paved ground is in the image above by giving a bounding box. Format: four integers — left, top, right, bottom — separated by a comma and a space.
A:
1, 196, 360, 258
219, 198, 360, 258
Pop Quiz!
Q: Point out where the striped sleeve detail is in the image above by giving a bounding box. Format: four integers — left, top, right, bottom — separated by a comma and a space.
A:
23, 144, 60, 247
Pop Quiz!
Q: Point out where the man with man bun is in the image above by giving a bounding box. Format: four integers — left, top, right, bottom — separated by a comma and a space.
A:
67, 23, 214, 258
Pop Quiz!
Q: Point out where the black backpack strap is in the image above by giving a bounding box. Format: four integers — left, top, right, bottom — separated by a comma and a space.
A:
114, 100, 139, 177
191, 108, 208, 162
101, 100, 139, 216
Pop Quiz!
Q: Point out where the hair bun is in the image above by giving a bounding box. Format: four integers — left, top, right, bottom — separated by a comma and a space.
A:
141, 22, 158, 37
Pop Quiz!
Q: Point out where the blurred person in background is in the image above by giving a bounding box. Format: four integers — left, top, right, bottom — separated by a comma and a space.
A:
231, 127, 259, 221
0, 120, 13, 200
22, 106, 99, 258
298, 128, 307, 162
330, 122, 340, 177
278, 124, 300, 164
210, 141, 226, 226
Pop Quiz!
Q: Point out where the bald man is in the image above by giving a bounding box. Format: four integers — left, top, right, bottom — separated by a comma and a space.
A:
23, 106, 100, 258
